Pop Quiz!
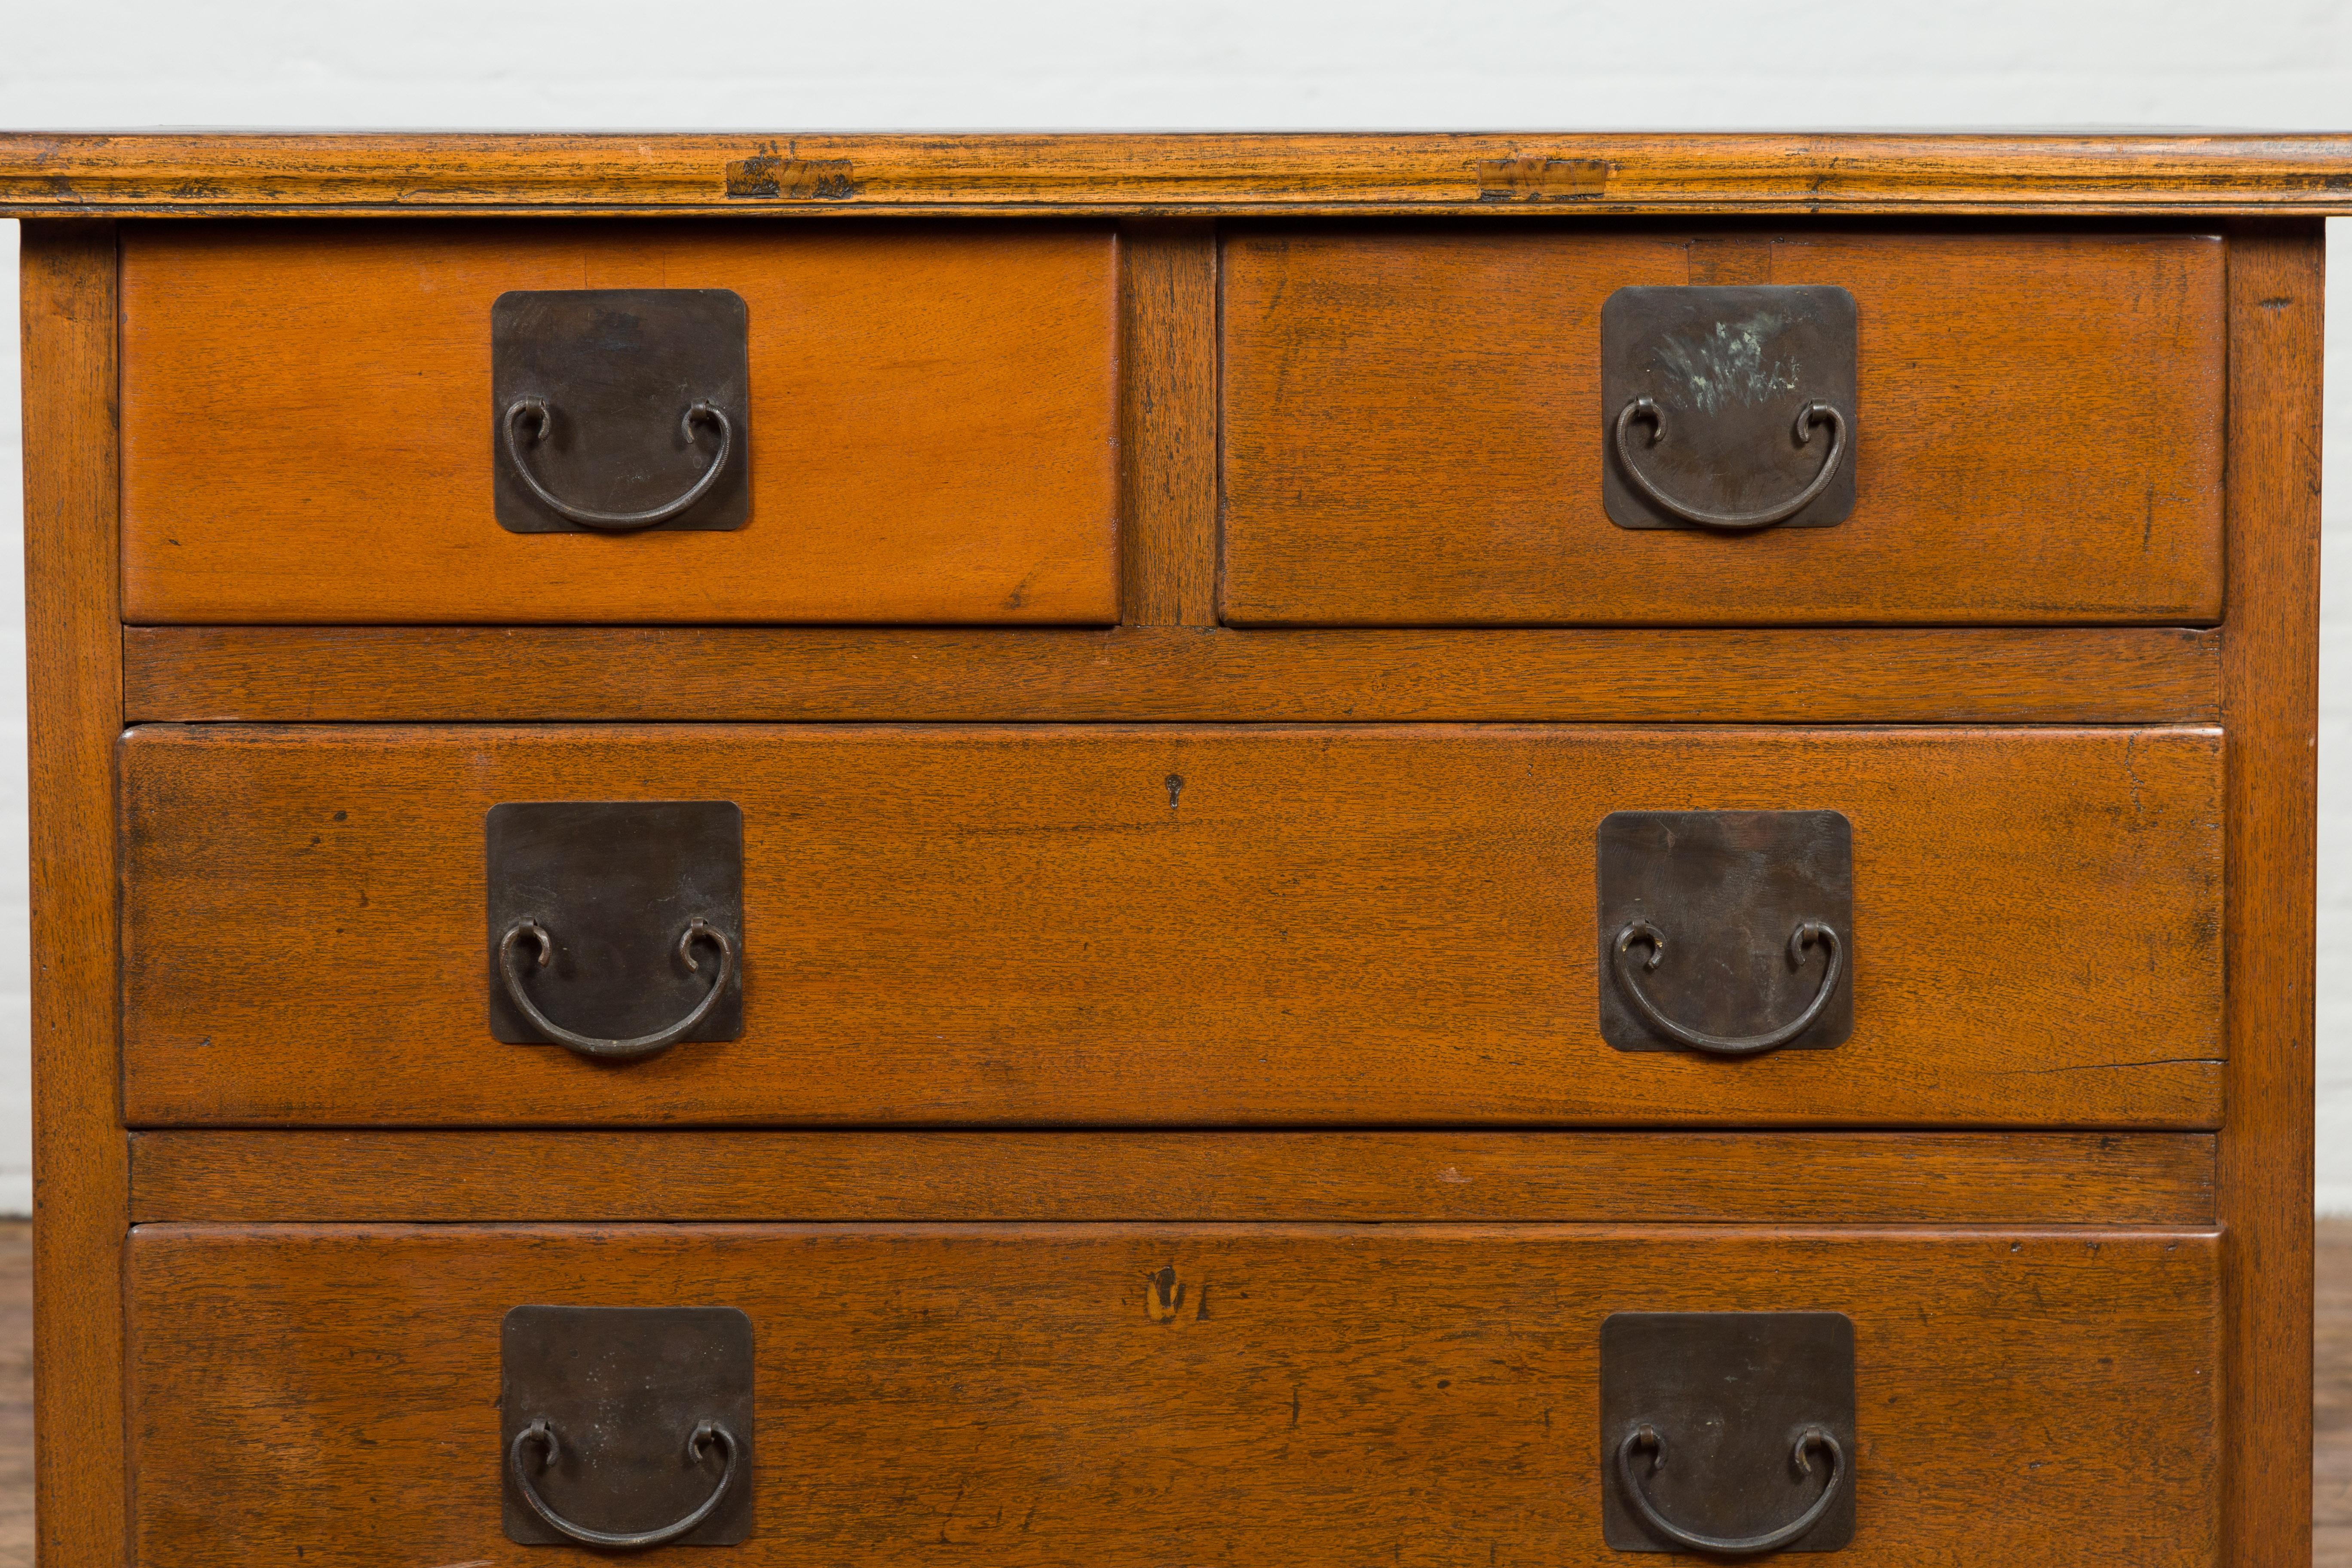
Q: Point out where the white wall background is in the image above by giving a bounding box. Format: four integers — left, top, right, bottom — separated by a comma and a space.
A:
4, 0, 2352, 1213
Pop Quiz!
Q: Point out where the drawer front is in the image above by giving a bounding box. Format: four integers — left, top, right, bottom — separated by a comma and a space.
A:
127, 1223, 2220, 1566
118, 224, 1121, 624
1222, 230, 2224, 625
120, 724, 2221, 1127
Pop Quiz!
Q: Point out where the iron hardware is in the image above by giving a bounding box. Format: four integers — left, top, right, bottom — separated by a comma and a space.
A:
491, 288, 751, 534
1617, 1423, 1846, 1556
486, 800, 744, 1055
1611, 916, 1844, 1057
1596, 810, 1853, 1054
502, 1305, 755, 1548
502, 395, 736, 532
1601, 1311, 1856, 1553
497, 916, 736, 1061
510, 1418, 742, 1551
1613, 394, 1848, 531
1601, 284, 1859, 532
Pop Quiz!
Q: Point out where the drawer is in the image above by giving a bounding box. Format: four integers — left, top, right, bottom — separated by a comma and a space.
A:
1221, 230, 2224, 625
117, 223, 1121, 624
120, 724, 2221, 1127
127, 1223, 2220, 1566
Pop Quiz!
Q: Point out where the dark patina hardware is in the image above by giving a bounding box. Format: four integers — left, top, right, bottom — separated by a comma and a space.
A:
491, 288, 751, 534
502, 395, 736, 532
1612, 916, 1844, 1057
1602, 1312, 1856, 1554
1617, 1422, 1846, 1556
502, 1305, 756, 1548
1600, 283, 1859, 532
1613, 394, 1848, 531
498, 916, 736, 1060
1596, 810, 1854, 1055
510, 1418, 742, 1551
486, 800, 745, 1056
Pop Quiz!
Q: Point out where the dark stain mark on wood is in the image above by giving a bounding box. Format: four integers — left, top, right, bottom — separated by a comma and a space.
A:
1475, 157, 1608, 202
1145, 1263, 1184, 1322
724, 156, 859, 200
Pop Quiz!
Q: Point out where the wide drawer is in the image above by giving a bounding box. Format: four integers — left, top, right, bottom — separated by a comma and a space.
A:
126, 1223, 2220, 1566
1221, 230, 2224, 625
120, 724, 2222, 1126
117, 223, 1121, 623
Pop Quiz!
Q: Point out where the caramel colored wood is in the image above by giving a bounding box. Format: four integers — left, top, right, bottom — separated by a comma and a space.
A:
20, 222, 127, 1568
117, 223, 1121, 624
119, 624, 2222, 724
2219, 226, 2322, 1568
128, 1130, 2217, 1225
119, 724, 2221, 1128
1118, 222, 1219, 625
7, 132, 2352, 216
1222, 230, 2225, 625
125, 1224, 2222, 1567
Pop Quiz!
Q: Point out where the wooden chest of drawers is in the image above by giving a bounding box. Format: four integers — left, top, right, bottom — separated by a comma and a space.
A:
8, 132, 2340, 1565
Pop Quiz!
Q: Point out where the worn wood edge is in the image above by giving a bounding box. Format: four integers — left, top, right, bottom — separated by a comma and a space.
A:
1118, 221, 1219, 625
7, 132, 2352, 215
21, 220, 126, 1568
120, 624, 2223, 723
2218, 225, 2322, 1567
126, 1130, 2217, 1225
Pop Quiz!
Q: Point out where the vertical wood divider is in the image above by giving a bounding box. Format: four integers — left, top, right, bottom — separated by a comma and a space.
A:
21, 220, 127, 1568
2219, 222, 2323, 1568
1119, 220, 1219, 625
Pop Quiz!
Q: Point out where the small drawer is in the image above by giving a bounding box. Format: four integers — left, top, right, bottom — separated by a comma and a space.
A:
1221, 230, 2224, 625
119, 724, 2221, 1127
117, 223, 1121, 624
126, 1223, 2220, 1565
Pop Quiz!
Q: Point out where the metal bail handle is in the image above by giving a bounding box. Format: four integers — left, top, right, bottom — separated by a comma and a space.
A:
1612, 918, 1843, 1058
1617, 1423, 1846, 1557
510, 1417, 741, 1551
497, 916, 735, 1060
503, 395, 735, 532
1614, 395, 1848, 531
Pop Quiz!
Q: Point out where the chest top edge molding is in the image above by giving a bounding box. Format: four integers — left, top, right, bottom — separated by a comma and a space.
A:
4, 131, 2352, 217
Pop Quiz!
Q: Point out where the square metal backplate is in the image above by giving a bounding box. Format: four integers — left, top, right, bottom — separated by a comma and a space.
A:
1601, 1312, 1856, 1553
502, 1305, 755, 1546
1596, 810, 1852, 1052
492, 288, 751, 533
1602, 284, 1857, 529
487, 801, 744, 1044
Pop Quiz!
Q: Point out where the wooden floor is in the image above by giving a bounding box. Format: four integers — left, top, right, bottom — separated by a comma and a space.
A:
0, 1216, 2341, 1559
2322, 1219, 2352, 1563
0, 1222, 24, 1568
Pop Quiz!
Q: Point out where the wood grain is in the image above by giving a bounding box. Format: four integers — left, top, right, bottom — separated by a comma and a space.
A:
119, 725, 2223, 1127
119, 625, 2223, 724
124, 1224, 2223, 1567
20, 222, 126, 1568
127, 1130, 2218, 1225
117, 223, 1121, 624
1222, 230, 2225, 625
6, 132, 2352, 216
2219, 226, 2323, 1567
1118, 222, 1218, 625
